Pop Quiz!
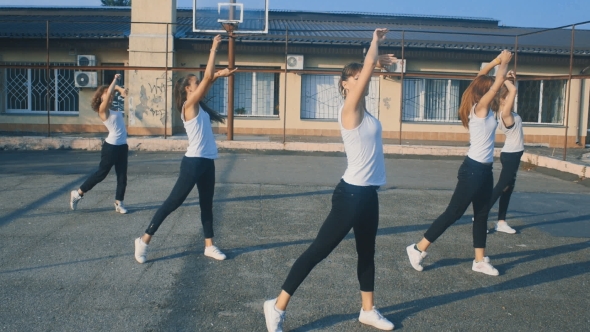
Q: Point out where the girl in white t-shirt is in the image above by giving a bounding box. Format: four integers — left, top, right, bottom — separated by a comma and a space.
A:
489, 71, 523, 234
406, 51, 514, 277
263, 28, 396, 332
69, 74, 129, 214
134, 35, 236, 264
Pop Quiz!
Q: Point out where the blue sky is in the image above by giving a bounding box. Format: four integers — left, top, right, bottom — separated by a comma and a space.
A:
0, 0, 589, 29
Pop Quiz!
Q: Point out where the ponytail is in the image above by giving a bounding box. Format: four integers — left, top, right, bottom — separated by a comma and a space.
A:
174, 74, 225, 123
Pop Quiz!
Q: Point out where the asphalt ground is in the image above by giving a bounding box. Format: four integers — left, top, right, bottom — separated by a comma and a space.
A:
0, 150, 588, 331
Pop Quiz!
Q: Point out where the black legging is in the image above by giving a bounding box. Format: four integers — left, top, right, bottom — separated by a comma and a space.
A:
146, 156, 215, 238
281, 180, 379, 296
424, 157, 493, 249
80, 142, 128, 201
490, 151, 523, 221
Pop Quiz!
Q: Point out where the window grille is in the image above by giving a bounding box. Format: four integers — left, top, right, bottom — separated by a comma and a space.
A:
403, 78, 469, 122
516, 80, 565, 124
3, 63, 79, 113
300, 75, 380, 120
203, 71, 279, 117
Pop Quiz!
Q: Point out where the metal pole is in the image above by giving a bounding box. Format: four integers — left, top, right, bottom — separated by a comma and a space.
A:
513, 36, 518, 75
227, 30, 235, 140
398, 31, 405, 145
46, 20, 51, 137
283, 27, 289, 144
563, 25, 576, 161
164, 23, 169, 139
226, 0, 236, 140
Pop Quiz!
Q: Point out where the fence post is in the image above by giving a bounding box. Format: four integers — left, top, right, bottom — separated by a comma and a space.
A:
46, 20, 51, 137
563, 25, 576, 161
398, 30, 405, 145
164, 23, 169, 139
283, 26, 289, 144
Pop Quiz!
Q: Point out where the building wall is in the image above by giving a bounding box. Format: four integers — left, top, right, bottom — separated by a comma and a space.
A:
0, 44, 128, 133
0, 16, 587, 147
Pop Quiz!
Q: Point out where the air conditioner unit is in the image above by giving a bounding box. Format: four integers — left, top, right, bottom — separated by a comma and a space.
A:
286, 54, 304, 70
480, 62, 497, 76
384, 59, 406, 73
77, 55, 96, 67
75, 71, 98, 88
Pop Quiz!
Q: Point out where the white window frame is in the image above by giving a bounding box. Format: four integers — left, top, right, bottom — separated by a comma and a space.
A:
514, 79, 565, 125
403, 78, 462, 122
300, 74, 380, 120
204, 71, 279, 117
4, 63, 79, 114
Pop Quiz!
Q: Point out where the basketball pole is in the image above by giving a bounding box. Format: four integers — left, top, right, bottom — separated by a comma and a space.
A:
225, 0, 237, 141
227, 29, 235, 140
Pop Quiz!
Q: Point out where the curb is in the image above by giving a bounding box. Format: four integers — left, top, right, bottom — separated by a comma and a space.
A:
0, 136, 587, 179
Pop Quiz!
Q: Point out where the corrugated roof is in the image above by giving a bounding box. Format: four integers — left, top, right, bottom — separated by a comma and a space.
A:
1, 6, 589, 55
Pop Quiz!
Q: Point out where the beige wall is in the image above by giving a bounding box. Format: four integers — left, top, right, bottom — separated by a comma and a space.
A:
127, 0, 176, 136
0, 46, 128, 133
1, 20, 588, 147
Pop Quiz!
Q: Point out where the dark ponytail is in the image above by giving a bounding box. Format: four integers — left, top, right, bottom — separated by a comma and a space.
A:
174, 74, 225, 124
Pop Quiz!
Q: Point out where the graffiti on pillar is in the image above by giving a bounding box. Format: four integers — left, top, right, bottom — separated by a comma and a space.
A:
129, 73, 173, 126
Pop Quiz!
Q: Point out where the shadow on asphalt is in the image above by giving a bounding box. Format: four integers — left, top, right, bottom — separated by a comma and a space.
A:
291, 242, 590, 331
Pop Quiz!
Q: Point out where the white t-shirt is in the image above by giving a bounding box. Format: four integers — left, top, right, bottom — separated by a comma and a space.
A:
467, 105, 497, 164
498, 112, 525, 153
338, 108, 386, 187
103, 110, 127, 145
182, 104, 218, 159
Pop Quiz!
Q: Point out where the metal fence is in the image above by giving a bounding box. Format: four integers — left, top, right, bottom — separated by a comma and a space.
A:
1, 18, 590, 160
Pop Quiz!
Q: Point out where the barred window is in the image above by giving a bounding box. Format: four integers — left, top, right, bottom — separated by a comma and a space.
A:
403, 78, 470, 122
204, 71, 279, 117
300, 75, 379, 120
516, 80, 565, 124
4, 63, 79, 113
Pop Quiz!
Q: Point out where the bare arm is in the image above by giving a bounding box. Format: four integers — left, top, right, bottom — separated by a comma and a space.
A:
115, 85, 128, 98
500, 71, 517, 128
341, 28, 388, 130
98, 74, 120, 121
475, 50, 512, 117
184, 36, 237, 120
477, 54, 501, 77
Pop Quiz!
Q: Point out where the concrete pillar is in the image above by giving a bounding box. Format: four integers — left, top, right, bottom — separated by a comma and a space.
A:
127, 0, 177, 136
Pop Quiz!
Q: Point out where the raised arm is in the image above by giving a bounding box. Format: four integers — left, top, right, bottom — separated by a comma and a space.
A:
341, 28, 388, 130
477, 54, 501, 77
115, 85, 128, 98
184, 35, 237, 120
499, 71, 517, 128
475, 50, 512, 117
98, 74, 120, 121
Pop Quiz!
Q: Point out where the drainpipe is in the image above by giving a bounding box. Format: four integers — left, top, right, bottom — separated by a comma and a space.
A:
577, 65, 590, 145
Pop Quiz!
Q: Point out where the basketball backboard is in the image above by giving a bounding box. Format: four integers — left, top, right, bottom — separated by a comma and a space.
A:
193, 0, 269, 34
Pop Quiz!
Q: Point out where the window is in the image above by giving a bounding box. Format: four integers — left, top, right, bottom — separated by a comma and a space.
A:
516, 79, 565, 124
204, 71, 279, 117
403, 78, 470, 122
4, 63, 79, 113
300, 75, 379, 120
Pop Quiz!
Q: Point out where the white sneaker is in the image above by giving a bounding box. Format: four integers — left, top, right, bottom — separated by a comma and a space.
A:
70, 190, 82, 210
406, 244, 427, 271
359, 306, 394, 330
115, 201, 128, 214
134, 237, 148, 264
204, 245, 226, 260
472, 260, 499, 276
495, 222, 516, 234
263, 298, 285, 332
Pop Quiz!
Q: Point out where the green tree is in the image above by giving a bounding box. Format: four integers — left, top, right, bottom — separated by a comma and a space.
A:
100, 0, 131, 6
